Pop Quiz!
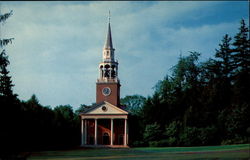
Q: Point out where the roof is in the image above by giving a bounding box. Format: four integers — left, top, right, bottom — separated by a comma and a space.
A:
79, 101, 128, 115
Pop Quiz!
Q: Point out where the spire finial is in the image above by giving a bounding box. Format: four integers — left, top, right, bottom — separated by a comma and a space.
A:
108, 10, 110, 23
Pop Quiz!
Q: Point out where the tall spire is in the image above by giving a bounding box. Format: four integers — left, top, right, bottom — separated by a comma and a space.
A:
104, 11, 113, 49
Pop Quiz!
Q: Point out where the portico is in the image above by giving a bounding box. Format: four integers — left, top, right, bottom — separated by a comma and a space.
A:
80, 101, 128, 147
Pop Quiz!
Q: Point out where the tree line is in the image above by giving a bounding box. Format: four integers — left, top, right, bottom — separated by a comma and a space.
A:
0, 10, 249, 158
0, 10, 82, 159
124, 19, 250, 147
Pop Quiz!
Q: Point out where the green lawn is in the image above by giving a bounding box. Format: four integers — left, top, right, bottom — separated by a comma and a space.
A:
28, 144, 250, 160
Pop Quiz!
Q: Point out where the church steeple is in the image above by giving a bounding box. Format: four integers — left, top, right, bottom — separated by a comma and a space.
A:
96, 12, 120, 107
102, 12, 115, 62
99, 16, 118, 80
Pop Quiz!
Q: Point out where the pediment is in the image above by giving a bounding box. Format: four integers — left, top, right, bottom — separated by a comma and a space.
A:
81, 101, 128, 115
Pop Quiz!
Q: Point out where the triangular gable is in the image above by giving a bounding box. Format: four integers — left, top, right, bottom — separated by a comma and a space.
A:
80, 101, 128, 115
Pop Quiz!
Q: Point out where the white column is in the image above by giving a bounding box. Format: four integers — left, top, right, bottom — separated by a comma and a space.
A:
81, 118, 84, 146
84, 119, 87, 145
111, 119, 114, 145
127, 121, 129, 145
124, 119, 127, 146
94, 119, 98, 145
99, 68, 102, 78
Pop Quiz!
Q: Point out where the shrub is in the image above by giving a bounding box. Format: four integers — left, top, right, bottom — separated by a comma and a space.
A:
166, 137, 177, 146
132, 141, 146, 147
148, 139, 173, 147
198, 126, 217, 145
179, 127, 200, 146
164, 121, 182, 137
148, 141, 159, 147
159, 139, 169, 147
164, 121, 182, 146
221, 136, 248, 145
143, 123, 162, 142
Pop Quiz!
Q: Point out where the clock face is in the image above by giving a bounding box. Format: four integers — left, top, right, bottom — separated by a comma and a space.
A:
102, 87, 111, 96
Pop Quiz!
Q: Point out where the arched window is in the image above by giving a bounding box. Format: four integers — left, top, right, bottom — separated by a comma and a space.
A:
104, 64, 110, 68
104, 65, 110, 77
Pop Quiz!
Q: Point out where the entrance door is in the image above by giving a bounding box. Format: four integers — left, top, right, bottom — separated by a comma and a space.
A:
103, 133, 110, 145
118, 134, 124, 145
89, 136, 94, 145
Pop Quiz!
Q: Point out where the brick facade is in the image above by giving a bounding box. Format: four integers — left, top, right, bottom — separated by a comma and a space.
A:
96, 82, 120, 107
85, 119, 125, 145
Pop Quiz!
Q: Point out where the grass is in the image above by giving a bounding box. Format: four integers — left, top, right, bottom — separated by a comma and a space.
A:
27, 144, 250, 160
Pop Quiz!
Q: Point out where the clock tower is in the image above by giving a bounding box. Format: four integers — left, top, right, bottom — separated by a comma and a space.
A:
80, 14, 128, 147
96, 18, 120, 107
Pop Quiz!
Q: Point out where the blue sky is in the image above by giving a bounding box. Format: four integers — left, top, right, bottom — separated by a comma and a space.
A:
1, 1, 249, 109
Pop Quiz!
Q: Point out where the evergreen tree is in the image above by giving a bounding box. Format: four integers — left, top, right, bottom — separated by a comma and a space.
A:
0, 10, 14, 49
215, 34, 234, 79
232, 19, 250, 73
0, 9, 20, 158
0, 50, 14, 98
210, 34, 234, 110
0, 10, 15, 98
231, 19, 250, 104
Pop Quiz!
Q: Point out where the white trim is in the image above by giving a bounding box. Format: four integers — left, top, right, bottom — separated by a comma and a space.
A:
104, 101, 128, 114
80, 101, 128, 115
81, 115, 127, 119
